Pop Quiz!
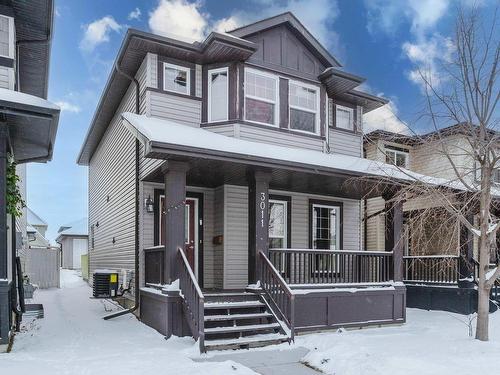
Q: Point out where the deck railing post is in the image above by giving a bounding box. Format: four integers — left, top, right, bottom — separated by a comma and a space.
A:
390, 201, 404, 282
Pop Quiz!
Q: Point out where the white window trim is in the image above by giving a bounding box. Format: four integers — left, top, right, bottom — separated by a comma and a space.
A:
335, 104, 354, 131
0, 15, 14, 59
288, 79, 321, 135
385, 147, 409, 168
207, 67, 229, 123
163, 62, 190, 95
312, 203, 341, 251
244, 67, 279, 127
269, 199, 288, 249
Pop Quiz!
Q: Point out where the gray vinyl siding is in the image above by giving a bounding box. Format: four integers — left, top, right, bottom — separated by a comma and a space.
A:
223, 185, 249, 289
148, 90, 202, 127
213, 186, 225, 289
60, 237, 73, 269
328, 128, 362, 157
0, 66, 13, 89
88, 79, 143, 288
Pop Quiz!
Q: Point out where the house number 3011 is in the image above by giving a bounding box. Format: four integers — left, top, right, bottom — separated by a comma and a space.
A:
260, 192, 266, 228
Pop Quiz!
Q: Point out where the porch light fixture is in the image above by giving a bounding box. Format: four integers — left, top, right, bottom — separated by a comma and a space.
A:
145, 195, 154, 213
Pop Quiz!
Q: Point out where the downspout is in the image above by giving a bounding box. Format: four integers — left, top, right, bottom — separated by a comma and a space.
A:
104, 62, 140, 320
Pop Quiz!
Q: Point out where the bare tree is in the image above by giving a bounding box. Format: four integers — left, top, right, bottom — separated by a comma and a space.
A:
364, 5, 499, 341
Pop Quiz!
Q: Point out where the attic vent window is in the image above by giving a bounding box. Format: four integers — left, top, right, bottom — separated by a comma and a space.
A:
163, 62, 190, 95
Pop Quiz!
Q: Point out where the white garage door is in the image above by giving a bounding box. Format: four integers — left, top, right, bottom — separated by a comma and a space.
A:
72, 239, 88, 269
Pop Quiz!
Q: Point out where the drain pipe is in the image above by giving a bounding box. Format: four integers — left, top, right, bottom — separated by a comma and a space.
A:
104, 62, 140, 320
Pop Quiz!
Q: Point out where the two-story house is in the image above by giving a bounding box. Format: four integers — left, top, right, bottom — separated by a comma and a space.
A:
78, 13, 416, 351
0, 0, 59, 351
364, 125, 499, 314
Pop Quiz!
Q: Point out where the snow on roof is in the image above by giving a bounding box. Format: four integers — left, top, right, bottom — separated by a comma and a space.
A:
27, 207, 48, 227
0, 87, 59, 111
56, 218, 88, 239
122, 113, 494, 195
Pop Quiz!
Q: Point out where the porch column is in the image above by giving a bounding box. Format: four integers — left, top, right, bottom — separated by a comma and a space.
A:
387, 201, 404, 282
248, 169, 272, 284
162, 161, 189, 284
458, 214, 474, 288
0, 124, 7, 280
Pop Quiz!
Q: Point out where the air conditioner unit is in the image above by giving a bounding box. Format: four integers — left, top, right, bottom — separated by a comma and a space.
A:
93, 270, 119, 298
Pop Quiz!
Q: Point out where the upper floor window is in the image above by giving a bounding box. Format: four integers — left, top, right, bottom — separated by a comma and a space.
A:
289, 81, 319, 134
0, 15, 14, 59
208, 67, 228, 122
385, 147, 409, 168
336, 105, 354, 131
244, 68, 278, 126
163, 62, 190, 95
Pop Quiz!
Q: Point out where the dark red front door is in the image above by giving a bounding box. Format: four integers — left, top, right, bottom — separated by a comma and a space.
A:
184, 199, 196, 273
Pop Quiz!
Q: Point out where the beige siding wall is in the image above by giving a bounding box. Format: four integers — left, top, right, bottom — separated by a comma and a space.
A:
328, 128, 362, 157
148, 90, 202, 126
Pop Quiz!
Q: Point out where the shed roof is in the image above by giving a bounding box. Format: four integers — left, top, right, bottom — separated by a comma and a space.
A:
56, 218, 88, 242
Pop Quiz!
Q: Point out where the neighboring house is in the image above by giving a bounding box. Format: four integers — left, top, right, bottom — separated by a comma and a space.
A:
364, 125, 499, 314
0, 0, 59, 351
78, 12, 419, 351
26, 207, 50, 248
56, 218, 89, 270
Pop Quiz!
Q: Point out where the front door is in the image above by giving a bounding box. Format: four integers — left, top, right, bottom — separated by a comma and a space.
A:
159, 195, 199, 278
184, 198, 197, 275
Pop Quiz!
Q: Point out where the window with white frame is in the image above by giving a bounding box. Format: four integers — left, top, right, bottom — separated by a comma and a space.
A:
208, 67, 228, 122
0, 15, 14, 59
244, 68, 278, 126
385, 147, 409, 168
289, 81, 319, 134
335, 105, 354, 130
163, 62, 190, 95
268, 200, 288, 249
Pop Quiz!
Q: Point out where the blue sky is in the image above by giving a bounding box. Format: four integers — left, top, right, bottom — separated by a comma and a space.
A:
26, 0, 493, 242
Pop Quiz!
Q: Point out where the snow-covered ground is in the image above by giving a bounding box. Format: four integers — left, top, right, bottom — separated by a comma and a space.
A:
0, 270, 256, 375
1, 270, 499, 375
298, 308, 499, 375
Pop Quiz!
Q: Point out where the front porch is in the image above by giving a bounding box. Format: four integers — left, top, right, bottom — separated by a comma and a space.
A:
124, 113, 408, 351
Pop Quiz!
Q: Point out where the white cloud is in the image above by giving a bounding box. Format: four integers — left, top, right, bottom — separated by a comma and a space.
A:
148, 0, 208, 42
55, 101, 81, 113
80, 16, 122, 52
128, 7, 142, 21
148, 0, 341, 52
402, 34, 454, 89
364, 100, 408, 134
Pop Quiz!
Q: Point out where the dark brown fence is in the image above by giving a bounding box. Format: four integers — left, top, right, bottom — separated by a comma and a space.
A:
177, 247, 205, 352
260, 251, 295, 341
144, 246, 165, 285
403, 255, 459, 284
268, 249, 393, 285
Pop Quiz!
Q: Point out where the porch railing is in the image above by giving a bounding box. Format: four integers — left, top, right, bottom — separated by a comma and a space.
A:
260, 251, 295, 341
403, 255, 459, 284
144, 246, 165, 285
268, 249, 393, 285
177, 246, 205, 352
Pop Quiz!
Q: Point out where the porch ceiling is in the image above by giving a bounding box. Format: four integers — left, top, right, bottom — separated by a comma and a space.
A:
143, 156, 392, 199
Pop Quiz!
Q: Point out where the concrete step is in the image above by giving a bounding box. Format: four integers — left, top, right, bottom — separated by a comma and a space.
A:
204, 333, 288, 351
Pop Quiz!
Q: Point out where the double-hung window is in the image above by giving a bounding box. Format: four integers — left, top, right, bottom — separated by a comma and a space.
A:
385, 147, 409, 168
163, 62, 190, 95
289, 81, 319, 134
335, 105, 354, 131
208, 67, 228, 122
244, 68, 278, 126
0, 15, 14, 59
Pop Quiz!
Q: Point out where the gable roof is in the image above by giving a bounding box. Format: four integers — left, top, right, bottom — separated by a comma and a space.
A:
228, 12, 341, 68
27, 207, 48, 227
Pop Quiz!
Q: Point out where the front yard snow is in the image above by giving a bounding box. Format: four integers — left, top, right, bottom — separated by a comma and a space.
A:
0, 270, 256, 375
298, 308, 499, 375
2, 270, 499, 375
